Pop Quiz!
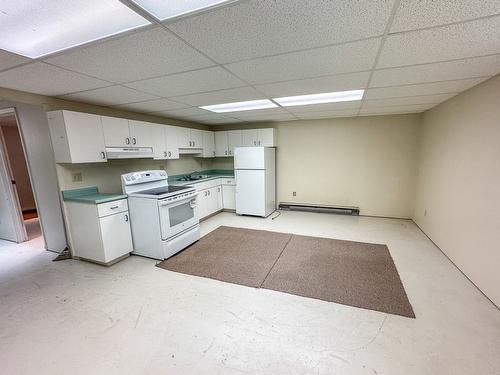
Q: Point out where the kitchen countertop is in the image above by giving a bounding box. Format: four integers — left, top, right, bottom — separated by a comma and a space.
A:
169, 169, 234, 186
62, 186, 127, 204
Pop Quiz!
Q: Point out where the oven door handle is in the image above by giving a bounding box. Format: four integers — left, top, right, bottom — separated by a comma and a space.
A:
159, 192, 198, 207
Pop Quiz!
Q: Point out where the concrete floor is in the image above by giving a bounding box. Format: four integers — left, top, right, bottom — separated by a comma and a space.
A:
0, 211, 499, 375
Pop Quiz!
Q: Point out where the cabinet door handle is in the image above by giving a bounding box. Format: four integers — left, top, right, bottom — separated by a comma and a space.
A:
132, 137, 137, 145
225, 150, 227, 155
258, 140, 261, 145
124, 214, 129, 222
254, 141, 256, 145
126, 137, 130, 145
101, 151, 106, 159
213, 151, 215, 156
208, 190, 210, 196
164, 151, 167, 157
110, 206, 119, 209
193, 141, 195, 147
168, 151, 171, 157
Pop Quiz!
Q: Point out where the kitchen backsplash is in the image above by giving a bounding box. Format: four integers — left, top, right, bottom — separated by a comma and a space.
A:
56, 156, 214, 193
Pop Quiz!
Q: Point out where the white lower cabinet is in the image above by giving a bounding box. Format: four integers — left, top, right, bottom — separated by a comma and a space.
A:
222, 178, 236, 210
65, 199, 133, 264
198, 186, 222, 219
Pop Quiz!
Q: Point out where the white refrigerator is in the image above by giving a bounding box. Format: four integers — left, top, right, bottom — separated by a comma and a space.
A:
234, 147, 276, 217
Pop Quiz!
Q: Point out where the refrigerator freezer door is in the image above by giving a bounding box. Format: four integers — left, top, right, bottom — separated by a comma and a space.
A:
234, 147, 265, 170
235, 169, 265, 216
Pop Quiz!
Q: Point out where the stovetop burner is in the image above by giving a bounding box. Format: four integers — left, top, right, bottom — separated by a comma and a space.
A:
136, 185, 191, 196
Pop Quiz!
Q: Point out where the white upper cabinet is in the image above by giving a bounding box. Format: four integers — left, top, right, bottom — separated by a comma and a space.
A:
215, 131, 229, 157
242, 129, 259, 146
214, 130, 242, 157
152, 124, 180, 160
227, 130, 242, 156
101, 117, 154, 148
47, 110, 107, 163
129, 120, 154, 147
200, 130, 215, 158
258, 128, 276, 146
165, 125, 180, 159
241, 128, 276, 147
177, 127, 202, 149
101, 116, 130, 147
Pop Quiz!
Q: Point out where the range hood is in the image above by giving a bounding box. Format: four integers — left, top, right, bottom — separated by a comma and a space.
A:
178, 148, 202, 155
105, 147, 154, 159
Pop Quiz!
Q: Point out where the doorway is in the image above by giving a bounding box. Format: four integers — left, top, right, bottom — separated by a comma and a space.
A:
0, 108, 43, 247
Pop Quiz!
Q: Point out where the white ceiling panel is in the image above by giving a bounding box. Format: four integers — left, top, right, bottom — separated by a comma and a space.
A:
168, 0, 393, 63
171, 86, 264, 106
60, 85, 158, 105
114, 98, 189, 112
391, 0, 500, 33
296, 109, 359, 119
223, 107, 291, 118
200, 117, 246, 125
45, 27, 214, 83
0, 0, 149, 58
364, 78, 488, 99
154, 107, 212, 118
360, 103, 436, 114
285, 101, 361, 114
0, 62, 110, 96
225, 38, 380, 85
125, 66, 245, 97
370, 54, 500, 87
363, 94, 455, 108
0, 50, 30, 71
379, 16, 500, 68
255, 72, 371, 98
231, 112, 296, 121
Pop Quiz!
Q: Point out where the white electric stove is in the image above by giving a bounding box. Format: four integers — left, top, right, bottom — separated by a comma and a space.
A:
121, 170, 200, 260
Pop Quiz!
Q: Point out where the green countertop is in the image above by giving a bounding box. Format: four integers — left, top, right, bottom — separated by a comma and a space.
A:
168, 169, 234, 186
62, 186, 127, 204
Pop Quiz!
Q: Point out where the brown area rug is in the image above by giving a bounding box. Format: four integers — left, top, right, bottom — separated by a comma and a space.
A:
157, 226, 415, 318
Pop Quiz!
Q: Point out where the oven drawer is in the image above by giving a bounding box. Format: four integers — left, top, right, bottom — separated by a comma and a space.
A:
163, 225, 200, 259
97, 199, 128, 217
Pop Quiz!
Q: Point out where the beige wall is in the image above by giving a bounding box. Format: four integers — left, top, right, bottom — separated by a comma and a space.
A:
1, 124, 36, 211
218, 114, 421, 218
414, 75, 500, 308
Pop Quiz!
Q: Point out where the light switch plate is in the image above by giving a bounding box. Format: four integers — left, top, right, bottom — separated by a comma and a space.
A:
72, 172, 82, 182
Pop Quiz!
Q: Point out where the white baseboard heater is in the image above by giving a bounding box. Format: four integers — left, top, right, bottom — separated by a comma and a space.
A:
279, 202, 360, 216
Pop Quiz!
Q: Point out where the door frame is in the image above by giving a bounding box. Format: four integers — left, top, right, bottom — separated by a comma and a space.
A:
0, 107, 28, 242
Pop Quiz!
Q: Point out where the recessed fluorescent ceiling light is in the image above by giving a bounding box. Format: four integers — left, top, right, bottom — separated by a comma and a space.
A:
274, 90, 365, 107
131, 0, 236, 21
0, 0, 150, 58
200, 99, 277, 113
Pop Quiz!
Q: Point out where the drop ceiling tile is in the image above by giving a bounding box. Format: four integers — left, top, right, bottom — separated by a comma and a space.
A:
296, 109, 359, 119
0, 62, 110, 96
363, 94, 455, 108
370, 54, 500, 87
114, 98, 189, 112
255, 72, 370, 98
125, 66, 245, 97
200, 118, 246, 125
45, 27, 214, 83
379, 16, 500, 68
60, 86, 158, 106
225, 38, 380, 84
171, 86, 264, 106
168, 0, 393, 62
285, 101, 361, 114
364, 78, 488, 99
153, 107, 212, 118
226, 107, 290, 118
359, 103, 436, 114
231, 113, 297, 122
391, 0, 500, 33
0, 50, 30, 71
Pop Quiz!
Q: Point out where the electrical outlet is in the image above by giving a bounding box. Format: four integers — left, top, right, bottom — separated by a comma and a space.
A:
72, 172, 82, 182
292, 191, 296, 197
159, 165, 165, 170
